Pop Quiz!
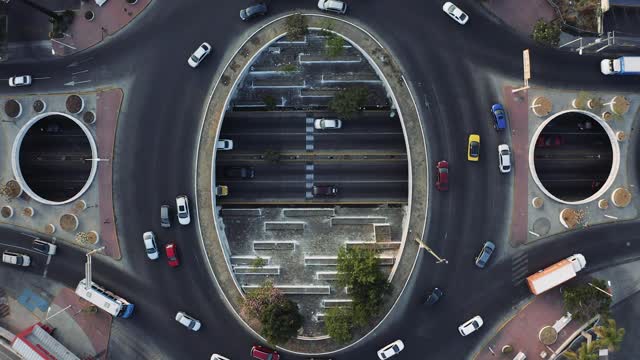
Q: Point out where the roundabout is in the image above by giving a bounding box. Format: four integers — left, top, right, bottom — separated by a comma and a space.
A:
0, 1, 639, 360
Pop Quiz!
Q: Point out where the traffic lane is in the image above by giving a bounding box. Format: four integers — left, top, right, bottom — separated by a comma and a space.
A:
313, 160, 408, 181
220, 111, 403, 134
216, 134, 306, 153
315, 133, 406, 152
217, 179, 306, 202
326, 181, 408, 202
215, 161, 305, 181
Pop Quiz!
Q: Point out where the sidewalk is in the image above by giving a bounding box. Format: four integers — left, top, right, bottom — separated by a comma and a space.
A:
475, 290, 581, 360
52, 0, 153, 56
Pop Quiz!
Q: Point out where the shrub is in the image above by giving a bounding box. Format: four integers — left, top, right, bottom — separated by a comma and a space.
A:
325, 307, 353, 343
329, 87, 369, 119
242, 282, 285, 319
327, 35, 345, 57
285, 14, 307, 39
532, 19, 561, 47
562, 279, 612, 322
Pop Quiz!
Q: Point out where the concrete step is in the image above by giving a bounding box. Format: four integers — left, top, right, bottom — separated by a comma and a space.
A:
233, 265, 280, 275
331, 217, 388, 225
264, 221, 305, 231
252, 79, 306, 88
230, 255, 271, 265
242, 284, 331, 295
299, 54, 361, 64
283, 208, 335, 217
316, 271, 338, 281
321, 299, 353, 308
374, 224, 392, 242
253, 241, 296, 251
305, 256, 338, 266
344, 241, 402, 250
219, 208, 262, 217
321, 73, 381, 83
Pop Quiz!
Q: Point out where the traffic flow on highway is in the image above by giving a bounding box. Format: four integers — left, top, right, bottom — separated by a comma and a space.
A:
0, 0, 639, 360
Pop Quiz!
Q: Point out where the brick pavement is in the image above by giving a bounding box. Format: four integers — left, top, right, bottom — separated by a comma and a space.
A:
96, 88, 123, 259
51, 0, 153, 56
503, 86, 530, 247
482, 0, 556, 36
475, 290, 582, 360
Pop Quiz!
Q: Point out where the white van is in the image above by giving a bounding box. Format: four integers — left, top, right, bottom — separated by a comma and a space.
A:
2, 250, 31, 267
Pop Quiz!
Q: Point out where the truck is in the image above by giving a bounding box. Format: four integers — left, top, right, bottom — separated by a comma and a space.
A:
600, 56, 640, 75
526, 254, 586, 295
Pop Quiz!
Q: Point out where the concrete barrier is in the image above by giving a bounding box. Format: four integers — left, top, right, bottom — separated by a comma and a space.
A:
253, 241, 296, 251
264, 221, 305, 231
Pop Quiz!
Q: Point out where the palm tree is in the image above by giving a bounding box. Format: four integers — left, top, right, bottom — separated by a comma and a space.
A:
563, 341, 598, 360
594, 318, 625, 352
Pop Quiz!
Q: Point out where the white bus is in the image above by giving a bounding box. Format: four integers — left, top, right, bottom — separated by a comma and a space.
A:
75, 279, 135, 318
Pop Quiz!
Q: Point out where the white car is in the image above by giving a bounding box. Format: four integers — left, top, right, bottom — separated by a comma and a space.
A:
210, 355, 230, 360
143, 231, 159, 260
498, 144, 512, 173
8, 75, 32, 87
187, 42, 211, 68
377, 339, 404, 359
176, 195, 191, 225
458, 315, 483, 336
216, 139, 233, 150
317, 0, 347, 14
442, 2, 469, 25
175, 311, 201, 331
314, 118, 342, 130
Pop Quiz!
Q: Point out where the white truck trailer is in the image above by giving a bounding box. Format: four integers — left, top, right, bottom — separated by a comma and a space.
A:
526, 254, 587, 295
600, 56, 640, 75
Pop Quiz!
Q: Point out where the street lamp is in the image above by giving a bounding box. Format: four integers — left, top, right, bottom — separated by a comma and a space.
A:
414, 235, 448, 264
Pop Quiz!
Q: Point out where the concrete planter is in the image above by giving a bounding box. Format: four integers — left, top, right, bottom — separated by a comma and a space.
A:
83, 111, 96, 124
5, 99, 22, 118
611, 188, 631, 208
66, 95, 85, 114
602, 111, 613, 121
1, 206, 13, 219
532, 197, 543, 209
598, 199, 609, 209
88, 230, 99, 244
45, 224, 56, 234
74, 200, 87, 212
60, 213, 79, 232
33, 99, 47, 113
84, 10, 95, 21
616, 131, 626, 142
22, 207, 34, 217
531, 97, 552, 117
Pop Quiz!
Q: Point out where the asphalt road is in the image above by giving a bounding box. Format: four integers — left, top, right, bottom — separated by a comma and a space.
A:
0, 0, 639, 359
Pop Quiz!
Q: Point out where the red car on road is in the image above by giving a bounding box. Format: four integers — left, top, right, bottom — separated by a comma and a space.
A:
165, 243, 179, 267
435, 160, 449, 191
251, 345, 279, 360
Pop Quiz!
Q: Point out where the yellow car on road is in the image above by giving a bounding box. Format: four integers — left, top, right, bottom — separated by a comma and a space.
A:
468, 134, 480, 161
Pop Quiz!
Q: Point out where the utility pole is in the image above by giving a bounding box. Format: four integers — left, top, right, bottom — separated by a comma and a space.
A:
414, 236, 448, 264
84, 247, 104, 290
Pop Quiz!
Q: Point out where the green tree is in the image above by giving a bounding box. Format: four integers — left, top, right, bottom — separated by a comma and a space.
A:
563, 342, 598, 360
251, 256, 267, 269
594, 318, 625, 352
260, 298, 303, 344
326, 35, 345, 57
329, 87, 369, 119
285, 14, 307, 39
336, 247, 391, 326
532, 19, 561, 47
562, 280, 612, 322
324, 307, 353, 343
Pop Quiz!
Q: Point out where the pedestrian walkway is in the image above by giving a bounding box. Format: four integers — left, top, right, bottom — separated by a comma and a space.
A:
481, 0, 556, 36
52, 0, 153, 56
474, 290, 582, 360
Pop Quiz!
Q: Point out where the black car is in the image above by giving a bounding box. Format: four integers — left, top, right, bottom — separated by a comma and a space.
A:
312, 185, 338, 197
424, 287, 443, 305
240, 3, 268, 21
223, 166, 255, 179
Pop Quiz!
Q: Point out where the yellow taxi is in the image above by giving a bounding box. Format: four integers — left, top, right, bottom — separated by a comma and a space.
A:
467, 134, 480, 161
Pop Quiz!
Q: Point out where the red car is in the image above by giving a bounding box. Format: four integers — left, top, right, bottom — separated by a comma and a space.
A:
165, 243, 179, 267
435, 160, 449, 191
250, 345, 279, 360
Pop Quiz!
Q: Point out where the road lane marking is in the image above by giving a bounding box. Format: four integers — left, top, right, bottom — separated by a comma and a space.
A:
71, 69, 89, 75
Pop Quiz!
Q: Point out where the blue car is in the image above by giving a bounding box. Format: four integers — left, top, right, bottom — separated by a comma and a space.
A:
491, 103, 507, 130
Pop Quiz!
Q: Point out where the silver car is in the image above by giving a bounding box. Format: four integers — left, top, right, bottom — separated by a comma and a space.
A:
474, 241, 495, 268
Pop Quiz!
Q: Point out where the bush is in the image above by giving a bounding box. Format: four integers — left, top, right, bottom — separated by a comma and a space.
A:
263, 149, 280, 164
562, 279, 612, 322
336, 247, 391, 326
326, 35, 345, 57
285, 14, 307, 39
325, 307, 353, 343
262, 95, 277, 110
532, 19, 561, 47
329, 87, 368, 119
